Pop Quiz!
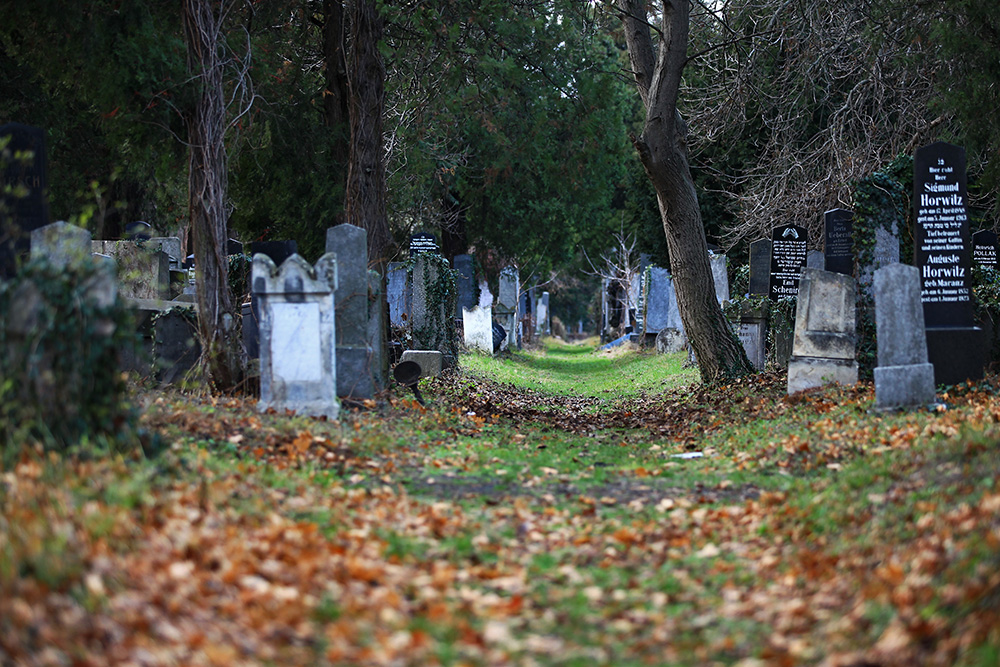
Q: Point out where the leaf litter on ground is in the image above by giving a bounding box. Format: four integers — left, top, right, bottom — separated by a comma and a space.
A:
3, 351, 1000, 665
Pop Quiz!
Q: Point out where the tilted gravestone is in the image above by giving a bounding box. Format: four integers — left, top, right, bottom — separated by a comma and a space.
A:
972, 230, 999, 270
326, 224, 377, 400
873, 264, 936, 409
823, 209, 854, 276
748, 239, 772, 296
769, 224, 808, 299
709, 254, 730, 304
1, 123, 50, 278
787, 268, 858, 394
914, 142, 984, 385
253, 253, 339, 419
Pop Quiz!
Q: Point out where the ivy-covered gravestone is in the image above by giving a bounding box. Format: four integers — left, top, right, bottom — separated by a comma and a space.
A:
411, 253, 457, 363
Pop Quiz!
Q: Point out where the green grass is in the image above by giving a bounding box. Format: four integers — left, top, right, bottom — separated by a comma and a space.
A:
461, 337, 698, 396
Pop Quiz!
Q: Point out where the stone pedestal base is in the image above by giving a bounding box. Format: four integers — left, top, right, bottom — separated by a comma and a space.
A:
400, 350, 443, 378
874, 363, 936, 409
925, 327, 985, 386
787, 356, 858, 394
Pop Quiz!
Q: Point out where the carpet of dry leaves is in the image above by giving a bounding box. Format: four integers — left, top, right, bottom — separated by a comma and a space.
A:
2, 369, 1000, 666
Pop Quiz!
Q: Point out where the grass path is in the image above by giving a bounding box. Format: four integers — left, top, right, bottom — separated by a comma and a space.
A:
461, 337, 698, 397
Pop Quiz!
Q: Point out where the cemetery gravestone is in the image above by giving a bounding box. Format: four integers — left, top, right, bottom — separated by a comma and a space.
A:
643, 267, 683, 337
972, 230, 998, 270
536, 291, 550, 337
823, 209, 854, 276
253, 253, 339, 419
453, 254, 476, 313
914, 142, 984, 385
250, 240, 298, 266
411, 253, 456, 362
786, 268, 858, 394
769, 224, 808, 299
496, 266, 519, 351
91, 240, 171, 301
326, 224, 376, 400
463, 305, 494, 353
1, 123, 50, 278
387, 262, 411, 327
31, 221, 91, 267
873, 264, 936, 409
748, 239, 772, 296
806, 250, 825, 270
710, 254, 730, 304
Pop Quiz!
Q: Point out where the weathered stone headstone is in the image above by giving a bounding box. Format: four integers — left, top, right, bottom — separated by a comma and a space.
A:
914, 141, 984, 385
399, 349, 443, 378
748, 239, 772, 296
710, 254, 730, 304
91, 240, 171, 301
655, 328, 688, 354
644, 267, 684, 335
368, 269, 387, 394
31, 221, 91, 267
823, 209, 854, 276
453, 254, 476, 313
496, 266, 519, 350
148, 237, 183, 270
409, 232, 439, 256
387, 262, 411, 327
769, 224, 808, 299
806, 250, 825, 270
736, 317, 767, 371
786, 268, 858, 394
463, 305, 494, 353
536, 291, 550, 336
253, 253, 339, 419
411, 253, 456, 361
326, 223, 376, 400
1, 123, 50, 278
873, 264, 936, 409
972, 230, 999, 270
857, 222, 901, 295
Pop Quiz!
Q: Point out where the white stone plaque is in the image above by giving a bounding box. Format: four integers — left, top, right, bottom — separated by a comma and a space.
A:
271, 302, 322, 382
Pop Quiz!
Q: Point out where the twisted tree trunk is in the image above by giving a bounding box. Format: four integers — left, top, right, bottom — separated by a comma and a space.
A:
619, 0, 752, 381
183, 0, 243, 390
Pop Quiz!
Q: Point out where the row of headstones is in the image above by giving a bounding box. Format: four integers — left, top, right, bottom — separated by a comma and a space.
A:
386, 237, 536, 355
785, 263, 935, 409
744, 141, 989, 387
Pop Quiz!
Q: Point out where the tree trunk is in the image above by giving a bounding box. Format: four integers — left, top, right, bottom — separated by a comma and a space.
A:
345, 0, 392, 270
183, 0, 243, 390
620, 0, 751, 381
323, 0, 350, 225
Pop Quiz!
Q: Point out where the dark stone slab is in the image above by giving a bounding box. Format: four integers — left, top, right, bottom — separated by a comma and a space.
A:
926, 326, 985, 386
973, 230, 998, 269
769, 225, 808, 299
914, 142, 974, 328
824, 209, 854, 276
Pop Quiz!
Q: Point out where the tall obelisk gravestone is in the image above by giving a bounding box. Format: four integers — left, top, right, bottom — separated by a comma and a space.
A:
914, 142, 984, 385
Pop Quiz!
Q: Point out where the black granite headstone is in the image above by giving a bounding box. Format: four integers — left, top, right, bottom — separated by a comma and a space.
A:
768, 224, 808, 299
227, 238, 244, 255
972, 230, 998, 270
824, 209, 854, 276
914, 142, 974, 328
250, 240, 298, 266
1, 123, 50, 277
914, 142, 984, 385
409, 232, 439, 257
